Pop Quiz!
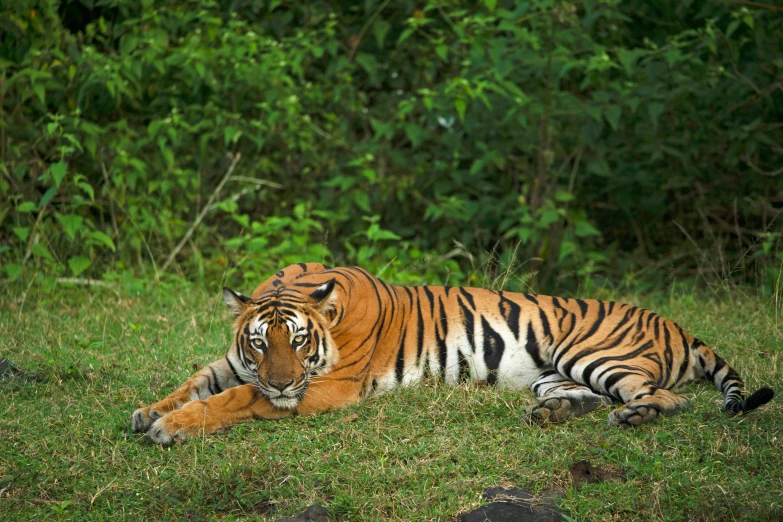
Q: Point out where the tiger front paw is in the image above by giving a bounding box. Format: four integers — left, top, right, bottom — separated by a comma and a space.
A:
146, 401, 209, 445
131, 406, 164, 433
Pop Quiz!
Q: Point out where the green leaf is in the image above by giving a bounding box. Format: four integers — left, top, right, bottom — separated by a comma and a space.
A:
664, 48, 682, 68
559, 240, 576, 262
90, 231, 116, 252
370, 118, 394, 139
574, 220, 600, 237
31, 243, 54, 261
39, 186, 57, 210
224, 126, 243, 146
5, 263, 23, 281
397, 28, 415, 45
49, 162, 68, 188
435, 45, 448, 62
353, 191, 370, 212
148, 120, 164, 138
18, 201, 37, 212
76, 181, 95, 201
555, 191, 574, 202
33, 83, 45, 105
538, 208, 560, 228
404, 123, 424, 147
373, 19, 391, 48
355, 53, 378, 83
454, 98, 467, 122
648, 103, 665, 127
68, 256, 91, 276
233, 214, 250, 228
616, 49, 645, 76
13, 227, 29, 242
604, 106, 621, 132
57, 214, 84, 241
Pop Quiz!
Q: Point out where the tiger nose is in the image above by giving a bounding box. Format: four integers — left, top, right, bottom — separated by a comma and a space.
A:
268, 379, 294, 391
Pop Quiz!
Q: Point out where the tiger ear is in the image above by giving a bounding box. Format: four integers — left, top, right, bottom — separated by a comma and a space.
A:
222, 287, 250, 318
309, 279, 337, 314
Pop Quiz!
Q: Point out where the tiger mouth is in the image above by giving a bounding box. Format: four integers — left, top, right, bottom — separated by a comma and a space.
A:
257, 379, 309, 409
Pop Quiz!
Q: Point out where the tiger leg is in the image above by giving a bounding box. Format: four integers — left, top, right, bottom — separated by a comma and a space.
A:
524, 371, 612, 424
606, 378, 690, 427
147, 375, 364, 444
132, 357, 243, 433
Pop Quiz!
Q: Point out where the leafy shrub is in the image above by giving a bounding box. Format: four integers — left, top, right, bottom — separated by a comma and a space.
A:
1, 0, 781, 292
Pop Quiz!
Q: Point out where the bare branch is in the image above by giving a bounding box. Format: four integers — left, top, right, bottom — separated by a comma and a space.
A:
160, 153, 242, 274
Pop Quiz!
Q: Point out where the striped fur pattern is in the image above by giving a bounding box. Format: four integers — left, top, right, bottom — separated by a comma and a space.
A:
132, 263, 773, 444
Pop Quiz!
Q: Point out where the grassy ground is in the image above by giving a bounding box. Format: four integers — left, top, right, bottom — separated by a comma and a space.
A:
1, 279, 782, 521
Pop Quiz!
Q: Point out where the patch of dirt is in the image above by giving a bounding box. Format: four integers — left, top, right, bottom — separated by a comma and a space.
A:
569, 460, 627, 490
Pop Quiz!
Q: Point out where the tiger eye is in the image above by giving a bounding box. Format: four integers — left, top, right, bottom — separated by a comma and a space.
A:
293, 335, 306, 345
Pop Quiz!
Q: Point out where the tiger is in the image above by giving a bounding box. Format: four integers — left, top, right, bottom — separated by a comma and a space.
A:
131, 263, 774, 444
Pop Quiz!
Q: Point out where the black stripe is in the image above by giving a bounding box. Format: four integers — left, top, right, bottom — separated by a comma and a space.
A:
538, 308, 552, 343
226, 357, 246, 384
458, 349, 471, 382
523, 294, 538, 305
395, 328, 407, 383
210, 367, 224, 394
422, 286, 436, 318
415, 292, 425, 363
581, 340, 655, 386
205, 374, 217, 396
552, 297, 568, 331
603, 371, 640, 396
574, 301, 605, 345
482, 317, 505, 385
525, 321, 546, 368
606, 307, 637, 338
498, 292, 521, 341
575, 299, 588, 318
561, 322, 635, 376
436, 297, 449, 376
457, 296, 476, 353
458, 287, 476, 309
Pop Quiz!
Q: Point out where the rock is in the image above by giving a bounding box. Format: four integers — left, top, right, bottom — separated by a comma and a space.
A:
461, 486, 565, 522
0, 359, 23, 381
569, 459, 626, 490
275, 503, 331, 522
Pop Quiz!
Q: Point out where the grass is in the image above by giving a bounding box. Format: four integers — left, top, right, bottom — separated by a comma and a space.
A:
1, 278, 782, 521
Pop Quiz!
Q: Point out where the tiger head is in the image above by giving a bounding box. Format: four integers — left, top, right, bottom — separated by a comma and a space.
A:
222, 279, 339, 409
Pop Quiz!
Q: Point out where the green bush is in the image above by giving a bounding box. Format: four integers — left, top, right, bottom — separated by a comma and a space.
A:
1, 0, 781, 292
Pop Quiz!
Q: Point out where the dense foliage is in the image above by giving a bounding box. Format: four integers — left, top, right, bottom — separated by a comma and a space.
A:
2, 0, 782, 292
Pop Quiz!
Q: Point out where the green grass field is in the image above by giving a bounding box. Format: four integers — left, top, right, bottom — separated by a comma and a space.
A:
1, 280, 781, 521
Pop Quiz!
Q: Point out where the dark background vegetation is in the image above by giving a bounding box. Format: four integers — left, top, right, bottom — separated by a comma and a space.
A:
2, 0, 782, 292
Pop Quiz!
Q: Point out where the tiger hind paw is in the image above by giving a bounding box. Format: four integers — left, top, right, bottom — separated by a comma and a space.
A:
607, 404, 659, 427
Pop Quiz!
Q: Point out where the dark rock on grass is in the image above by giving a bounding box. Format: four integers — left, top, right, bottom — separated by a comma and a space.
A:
461, 486, 565, 522
275, 503, 331, 522
569, 459, 626, 490
254, 500, 277, 518
0, 359, 24, 381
